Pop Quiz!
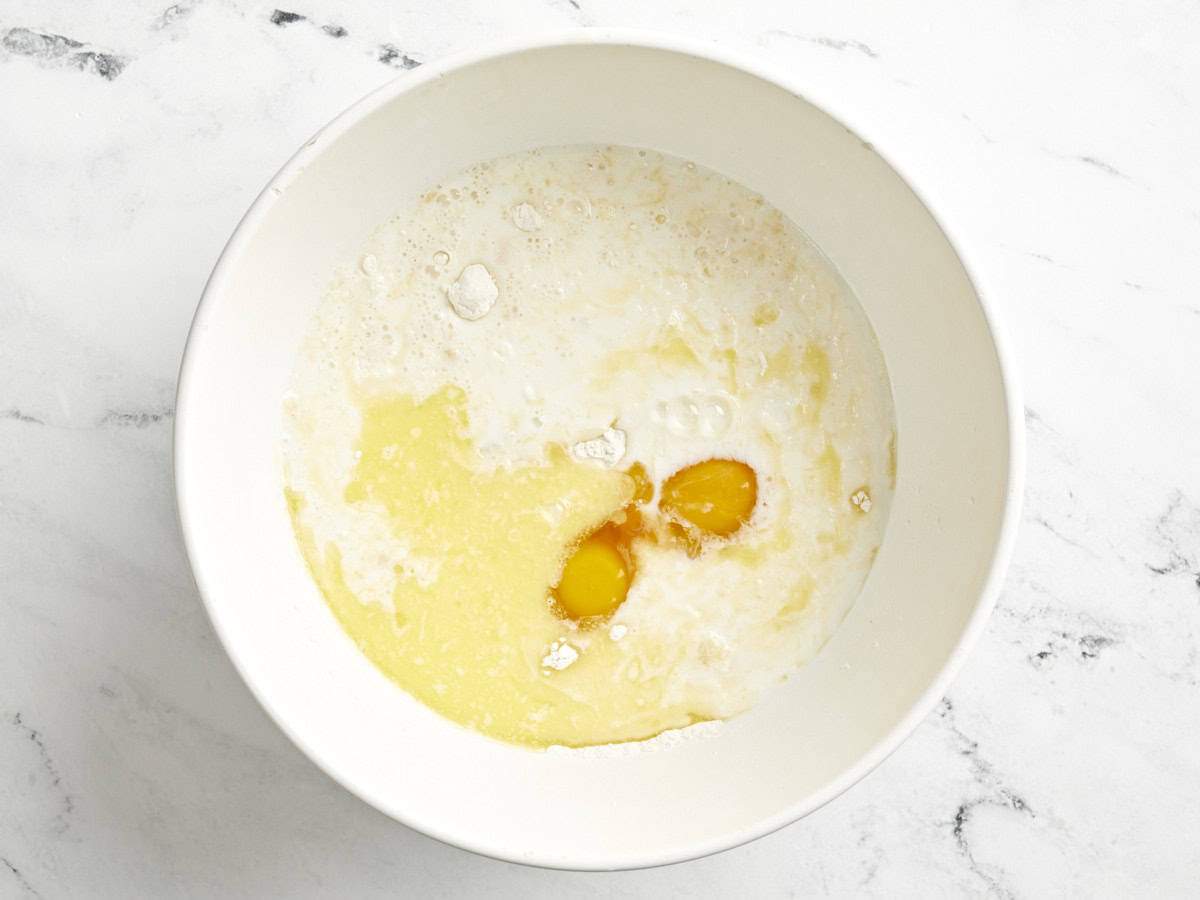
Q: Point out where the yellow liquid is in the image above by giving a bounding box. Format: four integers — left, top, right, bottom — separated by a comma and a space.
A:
289, 387, 712, 747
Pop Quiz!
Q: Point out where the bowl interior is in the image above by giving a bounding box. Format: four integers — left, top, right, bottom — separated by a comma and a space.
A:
176, 37, 1018, 869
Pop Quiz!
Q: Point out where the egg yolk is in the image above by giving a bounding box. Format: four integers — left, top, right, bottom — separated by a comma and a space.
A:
552, 458, 758, 621
553, 533, 632, 619
659, 458, 758, 536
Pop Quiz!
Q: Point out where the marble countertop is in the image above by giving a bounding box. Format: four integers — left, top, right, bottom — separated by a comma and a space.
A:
2, 0, 1197, 895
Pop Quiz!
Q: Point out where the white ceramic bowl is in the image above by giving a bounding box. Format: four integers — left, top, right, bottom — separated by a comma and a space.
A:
176, 31, 1023, 870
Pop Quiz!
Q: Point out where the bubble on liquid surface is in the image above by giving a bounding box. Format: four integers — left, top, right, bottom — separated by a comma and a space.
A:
698, 395, 732, 437
664, 397, 701, 437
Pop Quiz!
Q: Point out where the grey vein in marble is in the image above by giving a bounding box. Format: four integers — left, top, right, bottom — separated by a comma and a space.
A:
1, 27, 125, 80
958, 112, 998, 145
1, 857, 42, 900
263, 8, 354, 42
1029, 630, 1118, 669
377, 44, 421, 69
98, 408, 175, 429
1146, 490, 1200, 585
256, 8, 414, 66
154, 1, 199, 30
767, 29, 879, 58
269, 9, 306, 27
1030, 514, 1100, 559
937, 699, 1035, 898
1023, 249, 1060, 265
1075, 154, 1127, 179
3, 409, 44, 425
6, 713, 74, 835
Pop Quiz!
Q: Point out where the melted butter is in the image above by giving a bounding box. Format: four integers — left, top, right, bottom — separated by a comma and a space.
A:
591, 325, 705, 386
763, 347, 797, 380
814, 438, 843, 501
778, 573, 815, 620
289, 387, 724, 748
752, 303, 780, 326
799, 344, 832, 423
888, 429, 898, 488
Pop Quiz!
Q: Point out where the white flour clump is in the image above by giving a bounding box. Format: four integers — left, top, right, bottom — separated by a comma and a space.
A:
571, 427, 627, 467
541, 639, 579, 671
446, 263, 499, 320
511, 202, 543, 232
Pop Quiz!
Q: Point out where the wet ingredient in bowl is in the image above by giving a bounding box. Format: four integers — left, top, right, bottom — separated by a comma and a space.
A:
282, 145, 896, 748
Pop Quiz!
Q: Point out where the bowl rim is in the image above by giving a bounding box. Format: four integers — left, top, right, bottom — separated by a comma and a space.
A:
174, 27, 1026, 871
